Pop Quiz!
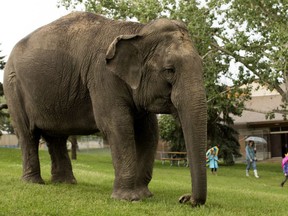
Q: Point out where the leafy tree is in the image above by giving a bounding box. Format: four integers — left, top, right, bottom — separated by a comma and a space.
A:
208, 85, 246, 164
0, 44, 5, 70
0, 45, 6, 95
0, 45, 13, 134
207, 0, 288, 119
68, 136, 79, 160
158, 114, 184, 152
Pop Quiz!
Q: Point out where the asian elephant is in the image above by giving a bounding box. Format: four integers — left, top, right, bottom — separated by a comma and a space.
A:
3, 12, 207, 206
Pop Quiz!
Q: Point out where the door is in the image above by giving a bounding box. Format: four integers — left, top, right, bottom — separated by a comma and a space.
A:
270, 134, 282, 157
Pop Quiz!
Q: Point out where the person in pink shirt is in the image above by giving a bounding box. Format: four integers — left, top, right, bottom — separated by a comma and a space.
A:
281, 153, 288, 187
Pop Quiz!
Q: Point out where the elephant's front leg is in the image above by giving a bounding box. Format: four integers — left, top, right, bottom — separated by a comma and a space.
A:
108, 122, 139, 201
134, 114, 158, 199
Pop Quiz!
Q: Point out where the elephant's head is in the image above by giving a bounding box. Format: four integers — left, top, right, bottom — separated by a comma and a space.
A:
106, 19, 207, 206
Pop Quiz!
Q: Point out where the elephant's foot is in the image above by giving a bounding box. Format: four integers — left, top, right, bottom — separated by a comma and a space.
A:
22, 174, 45, 184
51, 174, 77, 184
179, 194, 205, 207
111, 187, 153, 201
136, 186, 153, 199
111, 189, 141, 201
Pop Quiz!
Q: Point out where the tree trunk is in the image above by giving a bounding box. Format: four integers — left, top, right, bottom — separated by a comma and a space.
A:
69, 136, 78, 160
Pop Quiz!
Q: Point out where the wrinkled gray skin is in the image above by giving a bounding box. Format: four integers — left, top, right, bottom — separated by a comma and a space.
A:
4, 12, 207, 206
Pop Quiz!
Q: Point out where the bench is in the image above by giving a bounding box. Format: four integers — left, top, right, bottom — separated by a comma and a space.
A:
159, 151, 188, 167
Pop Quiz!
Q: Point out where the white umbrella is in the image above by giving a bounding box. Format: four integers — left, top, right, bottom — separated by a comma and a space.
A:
245, 136, 267, 144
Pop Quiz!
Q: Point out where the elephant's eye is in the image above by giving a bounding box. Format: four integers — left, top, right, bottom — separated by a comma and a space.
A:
163, 67, 176, 83
164, 67, 175, 74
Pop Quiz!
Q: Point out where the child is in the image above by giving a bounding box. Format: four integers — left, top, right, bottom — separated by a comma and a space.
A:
208, 149, 219, 175
281, 153, 288, 187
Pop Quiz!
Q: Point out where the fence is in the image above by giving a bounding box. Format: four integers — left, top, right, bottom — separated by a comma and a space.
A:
0, 134, 18, 148
0, 134, 105, 150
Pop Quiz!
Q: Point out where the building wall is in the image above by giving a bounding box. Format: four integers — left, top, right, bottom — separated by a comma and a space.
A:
0, 134, 18, 147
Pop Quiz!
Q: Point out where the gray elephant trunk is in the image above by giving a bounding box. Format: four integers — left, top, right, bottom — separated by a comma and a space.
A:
179, 95, 207, 205
172, 60, 207, 206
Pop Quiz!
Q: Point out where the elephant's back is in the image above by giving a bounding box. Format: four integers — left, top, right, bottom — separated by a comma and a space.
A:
6, 12, 144, 76
13, 12, 143, 53
4, 11, 144, 87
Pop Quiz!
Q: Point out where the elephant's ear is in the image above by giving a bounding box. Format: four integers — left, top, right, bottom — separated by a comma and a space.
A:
106, 34, 142, 90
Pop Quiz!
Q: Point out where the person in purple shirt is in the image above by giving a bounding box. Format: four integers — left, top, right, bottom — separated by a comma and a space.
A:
281, 154, 288, 187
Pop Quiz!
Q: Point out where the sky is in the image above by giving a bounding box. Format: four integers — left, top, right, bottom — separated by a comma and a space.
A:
0, 0, 77, 82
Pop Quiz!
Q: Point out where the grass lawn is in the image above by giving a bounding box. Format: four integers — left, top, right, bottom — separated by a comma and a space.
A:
0, 148, 286, 216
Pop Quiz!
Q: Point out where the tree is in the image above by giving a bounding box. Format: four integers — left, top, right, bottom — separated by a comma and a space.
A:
0, 45, 5, 70
158, 114, 184, 152
0, 45, 13, 134
207, 0, 288, 119
207, 84, 245, 164
68, 136, 79, 160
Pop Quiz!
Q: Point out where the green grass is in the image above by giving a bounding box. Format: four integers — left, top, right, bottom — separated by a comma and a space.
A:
0, 148, 286, 216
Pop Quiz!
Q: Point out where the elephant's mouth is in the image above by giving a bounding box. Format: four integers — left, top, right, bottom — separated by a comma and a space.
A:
146, 97, 175, 114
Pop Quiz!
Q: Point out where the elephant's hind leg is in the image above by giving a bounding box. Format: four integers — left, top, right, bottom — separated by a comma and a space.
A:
44, 136, 76, 184
20, 132, 44, 184
4, 82, 44, 184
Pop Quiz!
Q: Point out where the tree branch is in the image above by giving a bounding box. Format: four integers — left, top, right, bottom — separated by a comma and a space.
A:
244, 107, 287, 115
201, 49, 215, 60
209, 42, 286, 98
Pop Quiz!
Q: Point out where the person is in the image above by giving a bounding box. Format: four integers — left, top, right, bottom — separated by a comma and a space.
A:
245, 141, 259, 178
280, 153, 288, 187
206, 145, 219, 163
208, 148, 219, 175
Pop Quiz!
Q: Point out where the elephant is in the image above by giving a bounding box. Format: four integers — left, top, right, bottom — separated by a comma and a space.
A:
3, 12, 207, 206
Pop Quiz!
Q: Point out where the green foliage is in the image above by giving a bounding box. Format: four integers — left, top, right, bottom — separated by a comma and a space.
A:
0, 45, 5, 70
0, 148, 287, 215
0, 47, 11, 134
207, 0, 288, 117
0, 56, 5, 70
0, 82, 3, 97
207, 84, 248, 164
158, 115, 184, 152
0, 111, 13, 134
208, 122, 241, 165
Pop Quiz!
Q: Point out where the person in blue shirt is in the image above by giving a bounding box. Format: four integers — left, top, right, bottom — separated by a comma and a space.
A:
246, 141, 259, 178
208, 148, 219, 175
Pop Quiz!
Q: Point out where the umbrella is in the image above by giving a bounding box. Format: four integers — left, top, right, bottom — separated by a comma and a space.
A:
206, 146, 219, 157
206, 146, 219, 165
206, 146, 219, 160
245, 136, 267, 144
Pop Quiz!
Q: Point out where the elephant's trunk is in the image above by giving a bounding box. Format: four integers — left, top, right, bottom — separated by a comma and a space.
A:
172, 55, 207, 206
